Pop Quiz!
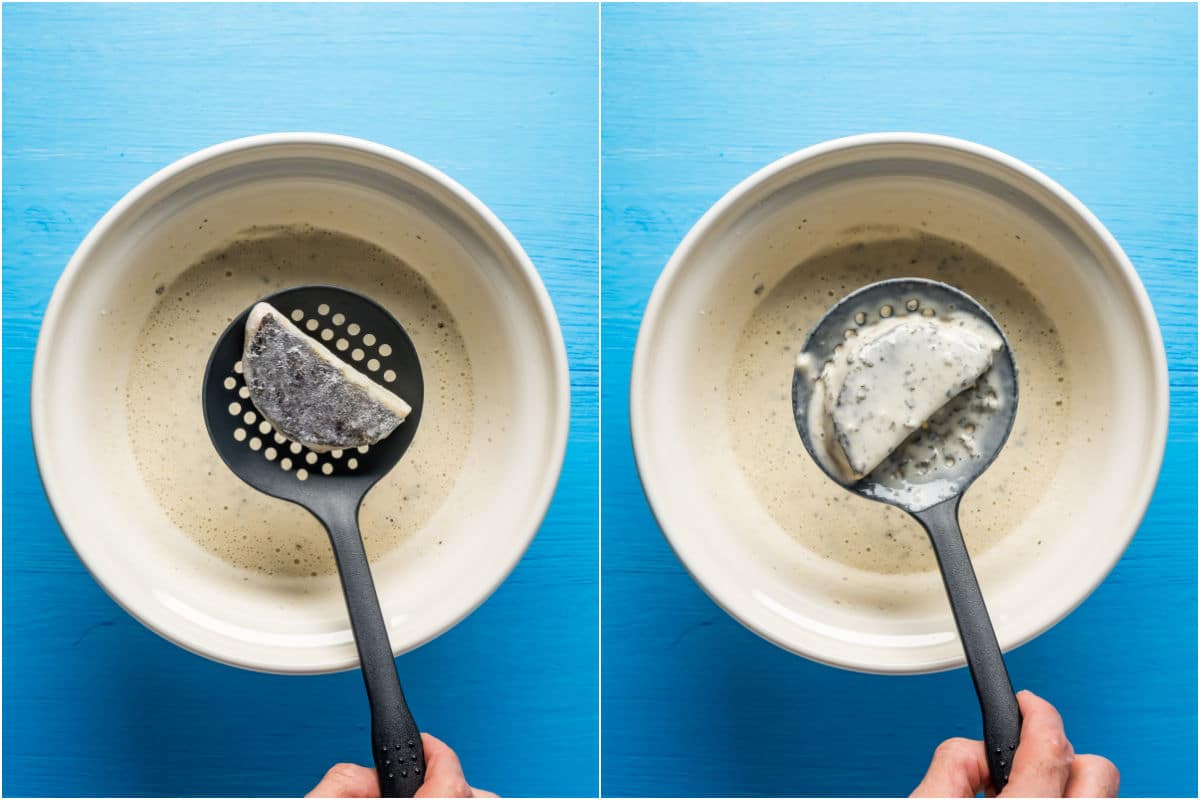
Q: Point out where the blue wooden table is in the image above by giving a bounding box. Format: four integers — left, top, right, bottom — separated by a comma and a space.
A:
601, 4, 1197, 797
3, 5, 598, 796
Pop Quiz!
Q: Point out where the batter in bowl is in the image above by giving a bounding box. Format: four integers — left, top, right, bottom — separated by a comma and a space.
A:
728, 233, 1071, 575
126, 226, 474, 579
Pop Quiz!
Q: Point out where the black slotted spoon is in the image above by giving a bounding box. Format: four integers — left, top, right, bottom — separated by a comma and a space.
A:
791, 278, 1022, 791
202, 285, 426, 797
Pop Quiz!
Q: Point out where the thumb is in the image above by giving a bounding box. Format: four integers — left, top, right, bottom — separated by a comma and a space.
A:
307, 763, 381, 798
911, 737, 993, 798
1000, 690, 1075, 797
415, 733, 496, 798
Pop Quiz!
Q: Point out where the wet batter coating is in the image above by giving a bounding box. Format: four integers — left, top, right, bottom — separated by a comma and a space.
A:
805, 313, 1002, 481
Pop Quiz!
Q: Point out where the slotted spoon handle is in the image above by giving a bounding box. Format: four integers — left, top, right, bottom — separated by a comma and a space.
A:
914, 497, 1022, 792
321, 501, 426, 797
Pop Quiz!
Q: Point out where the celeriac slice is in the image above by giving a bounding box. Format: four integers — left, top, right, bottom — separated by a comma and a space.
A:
242, 302, 410, 453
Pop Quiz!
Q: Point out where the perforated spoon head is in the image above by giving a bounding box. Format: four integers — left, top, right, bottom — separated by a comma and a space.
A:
202, 284, 424, 513
791, 278, 1018, 513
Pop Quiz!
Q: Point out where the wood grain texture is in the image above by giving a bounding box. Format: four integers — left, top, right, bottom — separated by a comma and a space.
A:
2, 4, 598, 797
600, 4, 1196, 797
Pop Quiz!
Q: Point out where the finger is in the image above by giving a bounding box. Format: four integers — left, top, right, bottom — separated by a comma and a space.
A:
1064, 754, 1120, 798
1002, 690, 1075, 797
911, 737, 992, 798
415, 733, 474, 798
307, 763, 380, 798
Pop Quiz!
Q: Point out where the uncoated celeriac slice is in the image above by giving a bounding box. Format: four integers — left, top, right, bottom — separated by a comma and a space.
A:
242, 302, 410, 453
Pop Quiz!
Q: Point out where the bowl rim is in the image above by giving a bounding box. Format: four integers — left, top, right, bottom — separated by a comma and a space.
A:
629, 131, 1170, 675
31, 132, 571, 674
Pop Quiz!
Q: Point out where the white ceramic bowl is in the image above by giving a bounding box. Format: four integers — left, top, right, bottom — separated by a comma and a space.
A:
631, 133, 1168, 674
33, 133, 569, 674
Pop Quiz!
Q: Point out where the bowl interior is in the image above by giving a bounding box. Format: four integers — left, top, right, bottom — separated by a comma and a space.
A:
633, 139, 1165, 673
34, 140, 567, 673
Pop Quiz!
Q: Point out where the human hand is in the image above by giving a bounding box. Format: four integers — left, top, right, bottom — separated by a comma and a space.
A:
307, 733, 497, 798
911, 690, 1119, 798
